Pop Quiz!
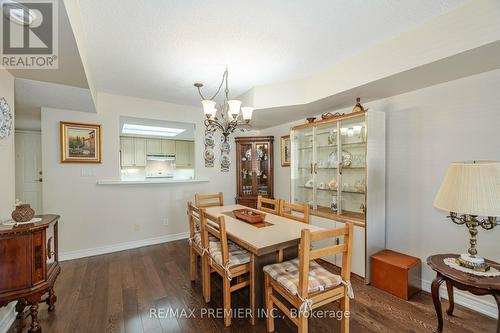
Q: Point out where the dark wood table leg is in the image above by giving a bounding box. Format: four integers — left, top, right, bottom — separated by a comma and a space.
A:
47, 287, 57, 312
15, 299, 27, 330
493, 292, 500, 333
28, 301, 41, 333
431, 273, 446, 333
445, 280, 454, 316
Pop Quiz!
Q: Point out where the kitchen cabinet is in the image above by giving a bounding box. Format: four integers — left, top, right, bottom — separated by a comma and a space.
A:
146, 138, 162, 155
187, 141, 194, 167
120, 137, 134, 166
291, 110, 385, 282
134, 138, 146, 167
161, 140, 175, 154
121, 137, 146, 167
175, 140, 194, 168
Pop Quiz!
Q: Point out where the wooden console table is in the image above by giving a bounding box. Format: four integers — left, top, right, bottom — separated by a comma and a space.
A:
0, 215, 61, 333
427, 254, 500, 333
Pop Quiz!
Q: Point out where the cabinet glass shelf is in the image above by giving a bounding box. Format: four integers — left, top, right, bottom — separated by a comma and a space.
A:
297, 166, 366, 170
297, 185, 365, 194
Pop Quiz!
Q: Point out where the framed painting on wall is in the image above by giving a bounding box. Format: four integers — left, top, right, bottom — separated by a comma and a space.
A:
60, 122, 102, 163
280, 135, 291, 167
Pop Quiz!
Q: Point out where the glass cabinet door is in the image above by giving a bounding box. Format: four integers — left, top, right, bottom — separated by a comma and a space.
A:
239, 142, 254, 197
255, 142, 271, 197
313, 121, 339, 216
338, 114, 367, 221
291, 127, 315, 208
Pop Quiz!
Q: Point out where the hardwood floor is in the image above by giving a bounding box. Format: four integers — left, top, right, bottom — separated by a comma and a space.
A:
9, 240, 496, 333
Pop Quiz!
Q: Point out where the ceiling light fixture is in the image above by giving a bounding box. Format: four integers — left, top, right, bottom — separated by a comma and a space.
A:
194, 68, 253, 140
122, 124, 186, 137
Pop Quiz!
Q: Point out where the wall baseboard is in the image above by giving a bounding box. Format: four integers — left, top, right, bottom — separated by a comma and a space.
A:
59, 232, 189, 261
0, 303, 16, 333
421, 279, 498, 319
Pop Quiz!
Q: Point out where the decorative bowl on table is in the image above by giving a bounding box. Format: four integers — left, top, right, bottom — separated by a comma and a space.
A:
233, 209, 266, 224
12, 203, 35, 222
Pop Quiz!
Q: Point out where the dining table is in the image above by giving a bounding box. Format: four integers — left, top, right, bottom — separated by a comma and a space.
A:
204, 204, 325, 320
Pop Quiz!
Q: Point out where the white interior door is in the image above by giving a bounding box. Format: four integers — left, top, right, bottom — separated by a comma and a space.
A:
15, 132, 43, 214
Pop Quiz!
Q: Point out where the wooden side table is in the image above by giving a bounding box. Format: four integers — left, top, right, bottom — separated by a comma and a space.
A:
427, 254, 500, 333
0, 215, 61, 333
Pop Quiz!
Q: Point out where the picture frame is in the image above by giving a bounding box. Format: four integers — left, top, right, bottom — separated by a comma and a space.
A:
60, 122, 102, 163
280, 135, 291, 167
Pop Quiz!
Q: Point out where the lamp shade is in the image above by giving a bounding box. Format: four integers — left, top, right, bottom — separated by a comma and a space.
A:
434, 161, 500, 217
241, 106, 254, 120
201, 100, 217, 117
227, 100, 242, 117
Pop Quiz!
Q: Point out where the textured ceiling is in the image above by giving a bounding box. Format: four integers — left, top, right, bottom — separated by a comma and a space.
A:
78, 0, 467, 106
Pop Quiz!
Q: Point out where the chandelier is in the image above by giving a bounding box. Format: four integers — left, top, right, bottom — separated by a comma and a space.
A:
194, 68, 253, 138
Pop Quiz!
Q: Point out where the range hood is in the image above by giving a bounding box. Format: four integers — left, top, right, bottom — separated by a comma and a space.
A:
146, 154, 176, 161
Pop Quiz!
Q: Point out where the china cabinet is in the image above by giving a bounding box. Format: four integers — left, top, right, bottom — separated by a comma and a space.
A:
235, 136, 274, 208
291, 110, 385, 281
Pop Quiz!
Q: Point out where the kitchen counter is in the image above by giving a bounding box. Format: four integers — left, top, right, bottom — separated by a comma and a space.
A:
97, 178, 209, 185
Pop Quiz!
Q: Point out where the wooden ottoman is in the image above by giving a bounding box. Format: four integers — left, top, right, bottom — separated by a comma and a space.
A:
371, 249, 421, 300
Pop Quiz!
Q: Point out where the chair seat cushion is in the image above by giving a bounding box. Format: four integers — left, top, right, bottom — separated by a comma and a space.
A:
193, 232, 217, 247
263, 259, 342, 296
209, 240, 251, 267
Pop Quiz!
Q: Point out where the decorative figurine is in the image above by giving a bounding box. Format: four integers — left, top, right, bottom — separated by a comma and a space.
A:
328, 178, 337, 190
352, 97, 368, 113
331, 196, 338, 212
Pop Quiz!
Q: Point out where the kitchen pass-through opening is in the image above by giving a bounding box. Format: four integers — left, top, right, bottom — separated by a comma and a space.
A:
119, 116, 195, 181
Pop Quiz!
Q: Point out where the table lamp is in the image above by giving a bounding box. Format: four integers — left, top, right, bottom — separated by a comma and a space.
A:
434, 161, 500, 271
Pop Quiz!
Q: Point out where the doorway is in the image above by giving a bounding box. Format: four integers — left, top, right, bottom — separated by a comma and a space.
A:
15, 131, 43, 214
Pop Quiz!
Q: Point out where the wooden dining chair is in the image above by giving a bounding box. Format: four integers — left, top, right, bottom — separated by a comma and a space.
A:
264, 223, 354, 333
187, 201, 205, 283
200, 210, 255, 327
195, 192, 224, 208
279, 200, 310, 224
257, 196, 281, 214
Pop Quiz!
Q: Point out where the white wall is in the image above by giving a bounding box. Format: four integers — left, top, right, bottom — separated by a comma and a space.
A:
0, 69, 16, 333
41, 92, 236, 256
258, 68, 500, 317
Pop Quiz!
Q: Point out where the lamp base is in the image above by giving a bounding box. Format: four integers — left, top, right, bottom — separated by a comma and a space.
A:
458, 254, 490, 272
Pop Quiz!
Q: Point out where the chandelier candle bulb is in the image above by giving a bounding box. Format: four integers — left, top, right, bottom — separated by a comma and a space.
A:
241, 106, 254, 121
202, 100, 217, 118
227, 100, 242, 118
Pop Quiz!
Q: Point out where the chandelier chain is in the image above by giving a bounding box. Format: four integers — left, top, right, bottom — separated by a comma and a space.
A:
196, 68, 228, 101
